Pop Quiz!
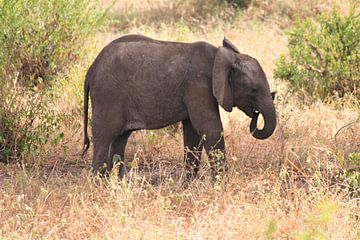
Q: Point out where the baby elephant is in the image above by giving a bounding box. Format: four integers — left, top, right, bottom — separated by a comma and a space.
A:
82, 34, 276, 180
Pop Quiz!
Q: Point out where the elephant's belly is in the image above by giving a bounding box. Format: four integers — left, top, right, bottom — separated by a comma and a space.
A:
124, 103, 188, 131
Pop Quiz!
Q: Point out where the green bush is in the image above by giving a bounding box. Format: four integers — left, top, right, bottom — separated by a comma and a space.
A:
0, 0, 104, 88
0, 0, 104, 163
0, 84, 63, 163
274, 5, 360, 100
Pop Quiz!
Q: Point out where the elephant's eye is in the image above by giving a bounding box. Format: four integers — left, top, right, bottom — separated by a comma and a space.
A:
251, 88, 258, 93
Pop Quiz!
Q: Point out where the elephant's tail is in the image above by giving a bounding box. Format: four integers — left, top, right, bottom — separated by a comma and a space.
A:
81, 73, 90, 156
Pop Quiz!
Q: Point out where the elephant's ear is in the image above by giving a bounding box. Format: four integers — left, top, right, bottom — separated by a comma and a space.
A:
223, 37, 240, 53
212, 46, 236, 112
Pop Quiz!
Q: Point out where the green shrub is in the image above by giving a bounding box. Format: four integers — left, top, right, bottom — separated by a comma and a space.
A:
0, 83, 64, 163
274, 5, 360, 100
0, 0, 104, 163
0, 0, 104, 88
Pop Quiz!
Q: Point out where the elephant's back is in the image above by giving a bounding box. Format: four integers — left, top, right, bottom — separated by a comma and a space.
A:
93, 39, 191, 86
89, 34, 215, 82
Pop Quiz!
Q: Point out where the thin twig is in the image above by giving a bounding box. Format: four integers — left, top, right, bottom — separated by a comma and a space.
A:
334, 117, 360, 146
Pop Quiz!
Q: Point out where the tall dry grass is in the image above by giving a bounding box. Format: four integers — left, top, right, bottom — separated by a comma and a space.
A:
1, 0, 359, 239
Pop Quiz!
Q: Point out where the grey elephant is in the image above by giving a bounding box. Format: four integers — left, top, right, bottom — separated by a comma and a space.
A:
82, 34, 276, 180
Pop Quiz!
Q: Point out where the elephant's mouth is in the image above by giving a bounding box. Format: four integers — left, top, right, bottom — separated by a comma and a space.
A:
244, 108, 259, 118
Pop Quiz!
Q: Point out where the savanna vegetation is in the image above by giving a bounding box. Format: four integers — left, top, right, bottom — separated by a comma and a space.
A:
0, 0, 359, 239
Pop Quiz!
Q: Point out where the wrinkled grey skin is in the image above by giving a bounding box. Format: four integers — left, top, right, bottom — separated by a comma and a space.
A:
82, 34, 276, 179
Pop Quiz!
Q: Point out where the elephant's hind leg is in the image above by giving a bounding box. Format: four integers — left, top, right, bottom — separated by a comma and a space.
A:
91, 118, 124, 176
109, 130, 132, 178
92, 136, 115, 176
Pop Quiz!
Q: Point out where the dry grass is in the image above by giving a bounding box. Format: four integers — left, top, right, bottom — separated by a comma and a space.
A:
1, 0, 360, 239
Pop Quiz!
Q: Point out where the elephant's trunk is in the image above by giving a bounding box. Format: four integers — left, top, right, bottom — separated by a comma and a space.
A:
250, 99, 276, 140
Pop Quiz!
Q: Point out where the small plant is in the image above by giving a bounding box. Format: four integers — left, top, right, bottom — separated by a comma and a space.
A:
297, 200, 339, 240
274, 4, 360, 101
264, 220, 278, 239
225, 0, 251, 8
343, 153, 360, 197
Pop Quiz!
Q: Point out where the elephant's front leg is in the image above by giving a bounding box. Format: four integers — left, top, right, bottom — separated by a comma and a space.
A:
202, 132, 227, 181
184, 85, 228, 182
182, 119, 203, 181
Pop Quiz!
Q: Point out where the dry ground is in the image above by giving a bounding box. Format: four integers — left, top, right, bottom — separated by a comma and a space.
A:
0, 1, 359, 239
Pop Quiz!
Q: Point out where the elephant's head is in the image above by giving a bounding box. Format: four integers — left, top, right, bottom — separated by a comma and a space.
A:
212, 37, 276, 139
